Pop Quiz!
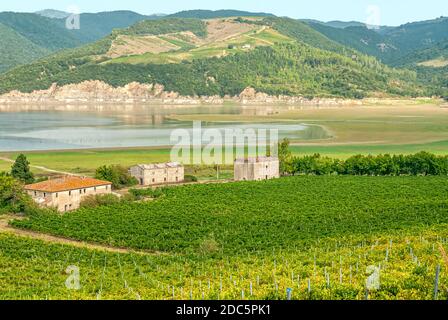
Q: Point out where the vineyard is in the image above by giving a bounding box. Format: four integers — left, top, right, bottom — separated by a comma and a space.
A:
2, 175, 448, 300
12, 176, 448, 254
1, 230, 448, 300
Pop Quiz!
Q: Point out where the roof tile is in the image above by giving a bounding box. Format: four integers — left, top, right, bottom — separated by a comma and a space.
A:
25, 176, 112, 193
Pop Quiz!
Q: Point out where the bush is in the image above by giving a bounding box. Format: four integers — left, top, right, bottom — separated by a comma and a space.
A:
184, 175, 198, 182
79, 194, 121, 209
129, 188, 165, 200
94, 165, 138, 189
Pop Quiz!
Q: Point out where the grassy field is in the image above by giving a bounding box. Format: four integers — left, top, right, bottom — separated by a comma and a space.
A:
4, 176, 448, 300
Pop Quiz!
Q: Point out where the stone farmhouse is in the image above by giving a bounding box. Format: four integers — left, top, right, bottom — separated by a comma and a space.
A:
129, 162, 185, 186
25, 176, 112, 212
234, 156, 280, 181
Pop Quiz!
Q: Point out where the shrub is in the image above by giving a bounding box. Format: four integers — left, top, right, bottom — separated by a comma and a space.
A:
129, 188, 165, 200
79, 194, 121, 209
184, 175, 198, 182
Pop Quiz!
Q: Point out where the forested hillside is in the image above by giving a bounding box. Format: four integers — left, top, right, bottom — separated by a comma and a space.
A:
0, 23, 50, 73
0, 11, 156, 73
305, 16, 448, 65
0, 14, 441, 99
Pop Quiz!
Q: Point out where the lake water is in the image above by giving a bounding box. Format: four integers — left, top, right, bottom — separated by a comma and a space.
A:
0, 105, 330, 151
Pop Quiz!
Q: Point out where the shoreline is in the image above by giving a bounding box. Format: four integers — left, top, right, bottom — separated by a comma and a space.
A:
0, 80, 443, 107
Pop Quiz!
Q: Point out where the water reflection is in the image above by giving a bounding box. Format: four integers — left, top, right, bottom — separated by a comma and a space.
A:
0, 104, 330, 151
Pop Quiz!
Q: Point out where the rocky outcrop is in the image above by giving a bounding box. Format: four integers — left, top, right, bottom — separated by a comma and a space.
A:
238, 87, 364, 106
0, 81, 362, 106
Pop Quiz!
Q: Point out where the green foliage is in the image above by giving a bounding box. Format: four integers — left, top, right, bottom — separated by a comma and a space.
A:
119, 18, 207, 38
12, 176, 448, 254
0, 40, 423, 98
129, 187, 166, 200
184, 174, 198, 182
79, 193, 121, 209
278, 138, 292, 174
53, 11, 153, 44
0, 175, 32, 213
0, 12, 81, 51
306, 16, 448, 66
0, 22, 50, 73
285, 152, 448, 176
94, 165, 138, 190
11, 154, 34, 184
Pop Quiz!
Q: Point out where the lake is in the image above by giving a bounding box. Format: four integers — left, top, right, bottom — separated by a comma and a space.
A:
0, 105, 330, 151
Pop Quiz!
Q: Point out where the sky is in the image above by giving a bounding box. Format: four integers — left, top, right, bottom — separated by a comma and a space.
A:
0, 0, 447, 26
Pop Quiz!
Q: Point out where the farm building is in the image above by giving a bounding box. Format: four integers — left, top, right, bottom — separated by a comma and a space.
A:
234, 156, 280, 181
129, 162, 184, 186
25, 176, 112, 212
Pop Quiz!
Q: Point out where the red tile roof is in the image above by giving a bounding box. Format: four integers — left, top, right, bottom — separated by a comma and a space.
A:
25, 176, 111, 193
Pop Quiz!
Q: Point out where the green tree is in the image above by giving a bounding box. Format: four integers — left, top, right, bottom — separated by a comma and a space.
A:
277, 138, 292, 175
11, 154, 34, 184
0, 175, 32, 213
95, 165, 138, 189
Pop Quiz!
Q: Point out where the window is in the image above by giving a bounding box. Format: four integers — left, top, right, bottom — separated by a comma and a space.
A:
84, 189, 86, 194
79, 190, 82, 194
64, 205, 68, 212
44, 193, 46, 197
94, 187, 97, 192
69, 191, 72, 196
152, 178, 155, 183
34, 191, 37, 196
55, 193, 58, 198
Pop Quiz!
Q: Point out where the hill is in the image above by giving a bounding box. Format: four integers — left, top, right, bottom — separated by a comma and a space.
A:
0, 12, 81, 50
0, 22, 50, 73
167, 9, 274, 19
0, 11, 157, 73
306, 22, 398, 61
306, 16, 448, 66
35, 9, 70, 19
50, 11, 159, 44
0, 16, 424, 99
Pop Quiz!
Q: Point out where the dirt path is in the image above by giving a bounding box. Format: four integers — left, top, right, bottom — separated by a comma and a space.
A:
0, 156, 79, 176
0, 215, 162, 256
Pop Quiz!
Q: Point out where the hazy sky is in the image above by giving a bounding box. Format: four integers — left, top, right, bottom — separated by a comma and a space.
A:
1, 0, 447, 26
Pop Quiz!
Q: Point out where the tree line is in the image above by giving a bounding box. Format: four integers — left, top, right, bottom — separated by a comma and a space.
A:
281, 150, 448, 176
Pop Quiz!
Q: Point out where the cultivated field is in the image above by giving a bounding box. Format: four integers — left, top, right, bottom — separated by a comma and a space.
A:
2, 176, 448, 300
106, 18, 294, 65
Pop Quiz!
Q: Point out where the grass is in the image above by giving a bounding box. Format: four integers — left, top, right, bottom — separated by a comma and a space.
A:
0, 160, 11, 173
